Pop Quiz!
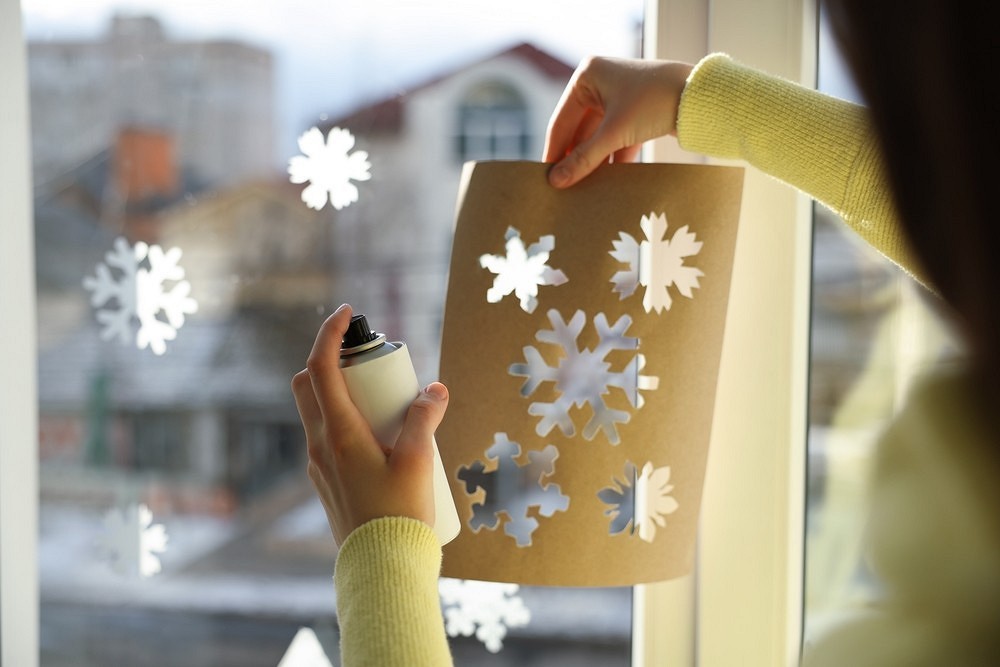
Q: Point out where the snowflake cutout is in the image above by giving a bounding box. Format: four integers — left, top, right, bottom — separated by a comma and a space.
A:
457, 433, 569, 547
610, 212, 704, 313
509, 309, 659, 444
288, 126, 371, 210
83, 236, 198, 356
479, 226, 568, 313
439, 578, 531, 653
598, 461, 679, 543
98, 503, 168, 577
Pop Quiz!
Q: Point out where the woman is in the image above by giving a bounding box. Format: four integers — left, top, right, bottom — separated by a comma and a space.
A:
291, 2, 1000, 663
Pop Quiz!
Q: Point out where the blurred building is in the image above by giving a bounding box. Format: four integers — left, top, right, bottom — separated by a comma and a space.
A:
29, 14, 274, 189
32, 32, 575, 516
323, 42, 574, 381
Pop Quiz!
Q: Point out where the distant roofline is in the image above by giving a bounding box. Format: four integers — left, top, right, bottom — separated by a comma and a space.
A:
322, 41, 573, 136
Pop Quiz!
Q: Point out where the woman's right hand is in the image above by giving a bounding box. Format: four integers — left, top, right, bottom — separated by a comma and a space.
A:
543, 57, 694, 189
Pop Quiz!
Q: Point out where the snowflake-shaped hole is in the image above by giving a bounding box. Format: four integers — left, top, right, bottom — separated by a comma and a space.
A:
610, 211, 704, 313
439, 578, 531, 653
479, 226, 568, 313
456, 433, 569, 547
598, 461, 679, 543
288, 126, 371, 210
508, 309, 659, 444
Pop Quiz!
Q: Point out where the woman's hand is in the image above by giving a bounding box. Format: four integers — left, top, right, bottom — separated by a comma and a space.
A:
544, 56, 694, 188
291, 304, 449, 546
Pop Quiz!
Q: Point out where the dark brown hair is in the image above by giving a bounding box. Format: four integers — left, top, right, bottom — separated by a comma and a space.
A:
827, 0, 1000, 416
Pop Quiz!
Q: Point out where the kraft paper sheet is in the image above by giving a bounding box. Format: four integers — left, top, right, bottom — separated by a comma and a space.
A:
438, 161, 743, 586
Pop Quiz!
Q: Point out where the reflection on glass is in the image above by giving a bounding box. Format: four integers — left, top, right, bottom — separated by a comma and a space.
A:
28, 2, 640, 664
803, 10, 961, 646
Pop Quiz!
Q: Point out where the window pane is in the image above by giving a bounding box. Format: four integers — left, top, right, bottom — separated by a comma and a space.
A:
803, 8, 961, 648
26, 2, 642, 665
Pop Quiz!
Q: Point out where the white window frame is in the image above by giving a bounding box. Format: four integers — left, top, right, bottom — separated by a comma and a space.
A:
2, 1, 813, 664
1, 0, 40, 664
633, 1, 815, 665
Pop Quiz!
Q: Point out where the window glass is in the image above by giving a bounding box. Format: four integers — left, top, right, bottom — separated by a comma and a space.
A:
24, 2, 642, 664
803, 7, 962, 648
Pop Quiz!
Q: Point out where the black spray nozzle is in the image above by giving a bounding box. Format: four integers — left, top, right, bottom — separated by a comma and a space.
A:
343, 313, 380, 349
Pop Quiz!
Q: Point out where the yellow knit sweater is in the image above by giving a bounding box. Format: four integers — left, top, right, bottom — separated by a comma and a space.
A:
332, 53, 999, 666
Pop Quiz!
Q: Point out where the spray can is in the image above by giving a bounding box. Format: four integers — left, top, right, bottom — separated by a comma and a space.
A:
339, 313, 461, 545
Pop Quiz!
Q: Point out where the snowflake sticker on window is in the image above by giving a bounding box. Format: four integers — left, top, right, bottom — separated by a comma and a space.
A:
439, 578, 531, 653
598, 461, 679, 543
479, 226, 568, 313
83, 237, 197, 356
610, 212, 704, 313
288, 126, 371, 210
509, 309, 659, 444
457, 433, 569, 547
277, 627, 334, 667
98, 502, 168, 578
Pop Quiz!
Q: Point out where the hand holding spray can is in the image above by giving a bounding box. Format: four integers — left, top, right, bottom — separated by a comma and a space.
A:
338, 313, 461, 545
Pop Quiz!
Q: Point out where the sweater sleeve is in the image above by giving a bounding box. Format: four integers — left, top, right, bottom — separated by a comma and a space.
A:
334, 516, 453, 667
677, 53, 925, 283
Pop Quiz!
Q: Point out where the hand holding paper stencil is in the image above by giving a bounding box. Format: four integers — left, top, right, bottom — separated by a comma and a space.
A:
438, 161, 743, 586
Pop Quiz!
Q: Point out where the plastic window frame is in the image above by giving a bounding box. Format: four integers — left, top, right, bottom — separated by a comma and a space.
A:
1, 0, 40, 664
632, 1, 815, 665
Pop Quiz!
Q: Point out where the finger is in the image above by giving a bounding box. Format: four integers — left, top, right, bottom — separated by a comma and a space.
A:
291, 369, 323, 440
612, 143, 642, 164
543, 57, 603, 163
390, 382, 449, 475
306, 304, 367, 437
543, 90, 591, 164
549, 124, 625, 189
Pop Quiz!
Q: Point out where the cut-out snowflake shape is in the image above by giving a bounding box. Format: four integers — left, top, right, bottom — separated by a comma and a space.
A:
479, 226, 568, 313
439, 578, 531, 653
288, 126, 371, 210
610, 211, 704, 313
509, 309, 659, 444
598, 461, 679, 543
457, 433, 569, 547
83, 236, 198, 356
98, 503, 168, 578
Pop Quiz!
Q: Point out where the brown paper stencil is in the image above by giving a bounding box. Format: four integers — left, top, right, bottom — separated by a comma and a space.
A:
438, 161, 743, 586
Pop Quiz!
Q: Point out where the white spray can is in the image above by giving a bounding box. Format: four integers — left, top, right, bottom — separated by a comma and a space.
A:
338, 313, 461, 545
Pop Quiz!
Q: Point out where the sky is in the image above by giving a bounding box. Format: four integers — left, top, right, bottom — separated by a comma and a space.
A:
21, 0, 858, 162
22, 0, 644, 159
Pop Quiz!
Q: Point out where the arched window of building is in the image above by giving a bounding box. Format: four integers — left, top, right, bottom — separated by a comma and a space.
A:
456, 80, 530, 162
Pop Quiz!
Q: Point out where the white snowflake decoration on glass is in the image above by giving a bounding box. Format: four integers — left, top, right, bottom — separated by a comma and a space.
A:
610, 211, 704, 313
509, 309, 659, 444
276, 627, 334, 667
479, 226, 568, 313
99, 503, 168, 578
598, 461, 679, 543
439, 578, 531, 653
83, 236, 198, 355
288, 126, 371, 210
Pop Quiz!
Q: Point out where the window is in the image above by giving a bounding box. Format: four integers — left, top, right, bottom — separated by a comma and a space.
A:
5, 2, 854, 666
6, 1, 646, 665
457, 81, 530, 162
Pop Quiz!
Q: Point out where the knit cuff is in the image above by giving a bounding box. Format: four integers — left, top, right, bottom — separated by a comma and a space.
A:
334, 517, 451, 666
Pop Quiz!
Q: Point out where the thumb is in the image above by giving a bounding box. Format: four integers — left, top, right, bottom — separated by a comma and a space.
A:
548, 127, 622, 188
391, 382, 449, 473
